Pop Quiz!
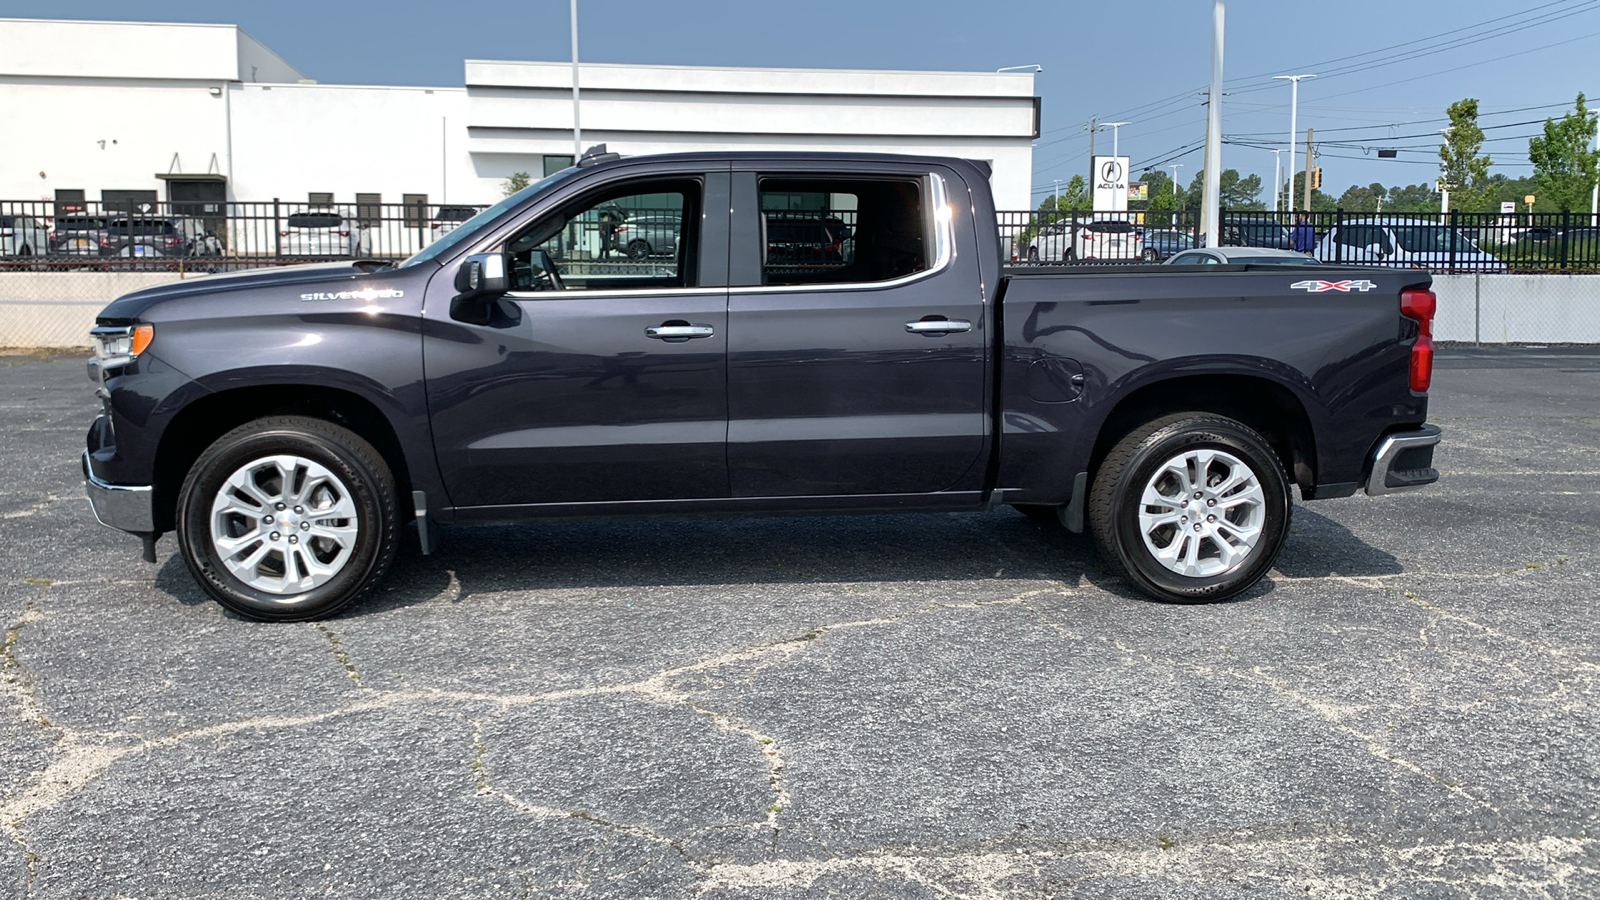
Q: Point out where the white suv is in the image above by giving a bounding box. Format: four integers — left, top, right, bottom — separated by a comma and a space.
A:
1027, 219, 1142, 262
280, 209, 369, 258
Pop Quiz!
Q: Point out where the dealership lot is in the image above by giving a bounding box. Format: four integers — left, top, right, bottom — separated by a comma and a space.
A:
2, 348, 1597, 898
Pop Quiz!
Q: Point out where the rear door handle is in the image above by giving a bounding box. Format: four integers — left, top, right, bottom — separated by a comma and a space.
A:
905, 318, 972, 336
646, 323, 715, 342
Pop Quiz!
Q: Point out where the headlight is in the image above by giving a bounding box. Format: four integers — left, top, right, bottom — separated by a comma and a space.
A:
89, 324, 154, 369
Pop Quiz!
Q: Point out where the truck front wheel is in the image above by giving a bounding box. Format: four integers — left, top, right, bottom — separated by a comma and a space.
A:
176, 416, 399, 621
1088, 413, 1289, 603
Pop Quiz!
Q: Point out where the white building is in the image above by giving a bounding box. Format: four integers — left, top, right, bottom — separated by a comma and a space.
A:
0, 17, 1038, 215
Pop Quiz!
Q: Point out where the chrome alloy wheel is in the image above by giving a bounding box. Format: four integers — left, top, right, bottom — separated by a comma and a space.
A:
1136, 448, 1266, 578
208, 454, 360, 594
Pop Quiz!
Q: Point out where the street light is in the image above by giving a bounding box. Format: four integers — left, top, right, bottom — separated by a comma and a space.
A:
1103, 121, 1132, 158
1273, 73, 1315, 214
1053, 179, 1061, 208
1203, 0, 1224, 246
1168, 164, 1184, 195
1270, 149, 1286, 212
570, 0, 582, 157
996, 64, 1043, 73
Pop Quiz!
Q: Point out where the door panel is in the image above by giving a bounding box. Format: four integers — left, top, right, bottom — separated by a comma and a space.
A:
725, 170, 988, 498
422, 171, 730, 510
424, 291, 727, 507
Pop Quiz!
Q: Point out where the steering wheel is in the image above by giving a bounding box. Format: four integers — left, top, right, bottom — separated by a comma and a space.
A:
535, 250, 565, 291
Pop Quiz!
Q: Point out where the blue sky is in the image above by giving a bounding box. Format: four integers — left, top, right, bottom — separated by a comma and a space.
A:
8, 0, 1597, 205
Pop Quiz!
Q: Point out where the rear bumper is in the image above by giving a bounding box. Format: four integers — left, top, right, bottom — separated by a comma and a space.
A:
83, 449, 154, 533
1364, 424, 1442, 496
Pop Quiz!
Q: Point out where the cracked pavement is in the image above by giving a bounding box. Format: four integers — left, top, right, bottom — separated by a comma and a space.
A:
1, 347, 1598, 898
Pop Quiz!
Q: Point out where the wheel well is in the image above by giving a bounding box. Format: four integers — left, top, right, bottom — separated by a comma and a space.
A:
151, 385, 413, 533
1091, 375, 1317, 490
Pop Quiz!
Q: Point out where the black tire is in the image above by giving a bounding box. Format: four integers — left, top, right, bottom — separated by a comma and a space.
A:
176, 416, 399, 621
1027, 247, 1039, 264
627, 240, 651, 260
1088, 413, 1290, 603
1141, 248, 1159, 261
1012, 504, 1061, 524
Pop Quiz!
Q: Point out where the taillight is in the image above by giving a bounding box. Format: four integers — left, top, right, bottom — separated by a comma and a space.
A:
1401, 288, 1436, 392
279, 231, 289, 237
338, 230, 350, 237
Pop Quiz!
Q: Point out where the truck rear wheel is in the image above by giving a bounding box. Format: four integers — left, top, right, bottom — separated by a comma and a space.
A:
176, 416, 398, 621
1088, 413, 1289, 603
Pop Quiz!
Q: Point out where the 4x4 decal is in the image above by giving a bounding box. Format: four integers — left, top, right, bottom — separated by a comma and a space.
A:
1290, 279, 1378, 293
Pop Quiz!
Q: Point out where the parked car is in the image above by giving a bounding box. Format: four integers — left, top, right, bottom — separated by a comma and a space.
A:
613, 211, 682, 259
1165, 247, 1320, 266
0, 214, 50, 259
102, 218, 194, 259
430, 206, 479, 239
49, 215, 111, 257
82, 149, 1441, 621
172, 216, 224, 257
1140, 229, 1195, 261
1027, 219, 1142, 262
764, 212, 850, 266
1313, 217, 1505, 271
1213, 216, 1293, 250
280, 209, 368, 258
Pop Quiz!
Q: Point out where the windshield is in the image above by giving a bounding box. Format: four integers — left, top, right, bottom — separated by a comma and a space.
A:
401, 169, 577, 268
1391, 225, 1476, 253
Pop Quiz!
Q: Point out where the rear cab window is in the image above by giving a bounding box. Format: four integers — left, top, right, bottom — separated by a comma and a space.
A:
755, 176, 930, 286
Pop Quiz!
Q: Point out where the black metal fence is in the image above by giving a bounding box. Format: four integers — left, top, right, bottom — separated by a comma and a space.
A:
7, 197, 1600, 274
997, 208, 1600, 273
0, 198, 489, 272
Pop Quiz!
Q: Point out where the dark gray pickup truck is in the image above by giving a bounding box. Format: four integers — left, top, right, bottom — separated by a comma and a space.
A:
82, 148, 1440, 621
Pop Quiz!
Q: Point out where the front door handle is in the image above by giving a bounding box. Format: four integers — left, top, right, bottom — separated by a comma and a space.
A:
646, 322, 715, 342
905, 318, 973, 336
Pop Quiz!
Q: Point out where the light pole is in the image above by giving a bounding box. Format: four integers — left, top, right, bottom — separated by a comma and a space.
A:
1053, 179, 1061, 208
570, 0, 582, 157
1168, 164, 1183, 195
1104, 121, 1132, 158
1202, 0, 1224, 247
1273, 73, 1315, 214
996, 64, 1043, 73
1270, 149, 1286, 212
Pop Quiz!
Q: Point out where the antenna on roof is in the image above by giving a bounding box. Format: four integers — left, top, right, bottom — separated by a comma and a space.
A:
578, 144, 621, 167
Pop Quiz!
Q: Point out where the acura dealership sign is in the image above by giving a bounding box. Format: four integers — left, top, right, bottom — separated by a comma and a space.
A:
1092, 155, 1129, 212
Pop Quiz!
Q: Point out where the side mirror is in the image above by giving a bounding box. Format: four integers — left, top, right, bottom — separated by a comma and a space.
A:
454, 252, 508, 298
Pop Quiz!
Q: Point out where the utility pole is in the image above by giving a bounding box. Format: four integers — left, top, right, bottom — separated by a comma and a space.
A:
1273, 73, 1315, 214
1202, 0, 1224, 247
570, 0, 582, 157
1085, 116, 1099, 193
1302, 128, 1314, 213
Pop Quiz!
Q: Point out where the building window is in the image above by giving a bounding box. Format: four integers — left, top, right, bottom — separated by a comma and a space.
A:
543, 155, 574, 177
355, 193, 381, 229
402, 194, 429, 227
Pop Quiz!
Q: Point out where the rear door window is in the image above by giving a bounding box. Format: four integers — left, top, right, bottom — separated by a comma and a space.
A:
756, 177, 926, 285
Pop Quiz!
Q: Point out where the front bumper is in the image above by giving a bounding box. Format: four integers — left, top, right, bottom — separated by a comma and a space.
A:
83, 449, 154, 533
1364, 424, 1442, 496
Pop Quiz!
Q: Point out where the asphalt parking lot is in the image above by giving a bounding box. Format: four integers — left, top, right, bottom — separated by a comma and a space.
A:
2, 347, 1598, 898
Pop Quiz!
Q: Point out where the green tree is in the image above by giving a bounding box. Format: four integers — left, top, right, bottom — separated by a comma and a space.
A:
1180, 169, 1263, 211
1439, 98, 1493, 212
1528, 92, 1600, 212
1286, 171, 1337, 211
1337, 183, 1388, 213
501, 171, 532, 197
1385, 183, 1442, 213
1054, 174, 1092, 211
